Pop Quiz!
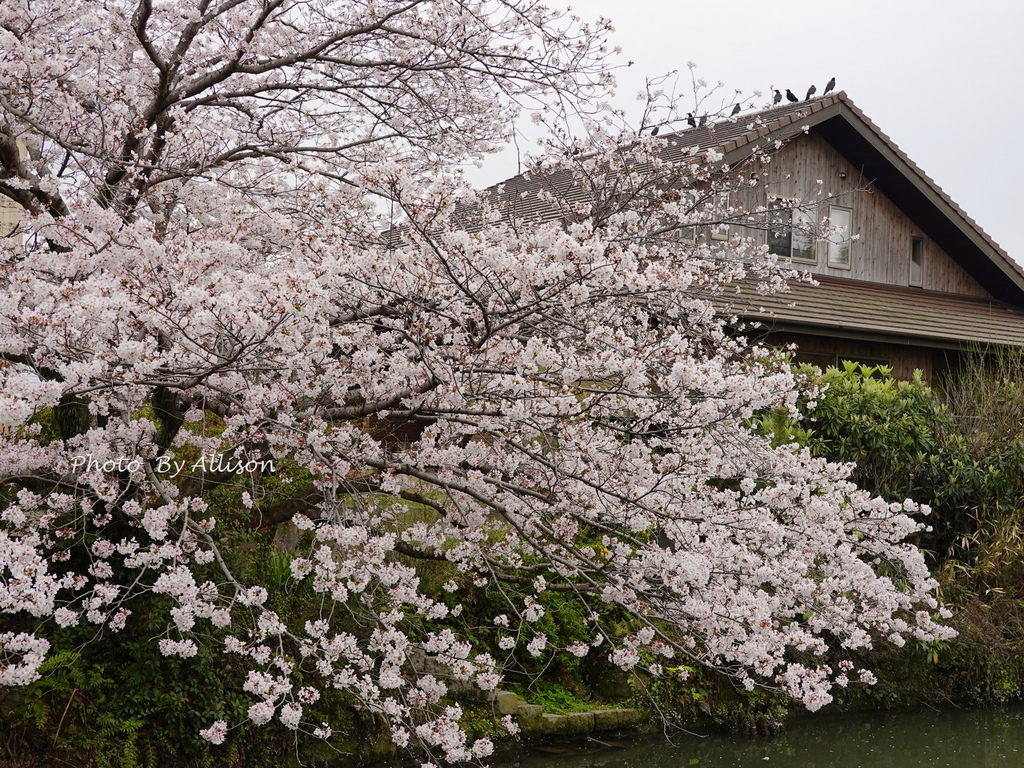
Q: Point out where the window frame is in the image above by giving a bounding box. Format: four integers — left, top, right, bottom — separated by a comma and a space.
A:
710, 192, 730, 241
825, 204, 853, 269
910, 236, 924, 287
767, 200, 818, 264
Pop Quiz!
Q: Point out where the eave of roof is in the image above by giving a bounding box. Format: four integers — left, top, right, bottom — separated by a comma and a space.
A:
701, 93, 1024, 306
483, 92, 1022, 310
730, 275, 1024, 350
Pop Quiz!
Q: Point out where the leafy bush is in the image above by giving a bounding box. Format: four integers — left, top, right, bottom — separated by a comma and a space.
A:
803, 363, 946, 497
797, 358, 1024, 583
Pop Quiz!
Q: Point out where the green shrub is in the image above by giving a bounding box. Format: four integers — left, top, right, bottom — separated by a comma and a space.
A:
795, 358, 1024, 586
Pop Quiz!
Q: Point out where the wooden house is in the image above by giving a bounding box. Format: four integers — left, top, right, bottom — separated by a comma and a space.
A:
696, 92, 1024, 380
0, 195, 21, 245
490, 92, 1024, 380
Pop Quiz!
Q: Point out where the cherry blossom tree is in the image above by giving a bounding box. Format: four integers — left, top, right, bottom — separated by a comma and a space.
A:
0, 0, 952, 761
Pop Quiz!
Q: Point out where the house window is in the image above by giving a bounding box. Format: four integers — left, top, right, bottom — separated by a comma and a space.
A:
677, 223, 697, 244
0, 196, 22, 245
711, 193, 730, 241
673, 190, 698, 244
910, 237, 924, 286
826, 205, 852, 268
793, 351, 837, 370
767, 202, 816, 263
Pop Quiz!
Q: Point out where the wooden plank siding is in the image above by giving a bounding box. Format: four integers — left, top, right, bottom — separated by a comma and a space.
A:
480, 93, 1024, 381
729, 133, 989, 297
764, 331, 941, 381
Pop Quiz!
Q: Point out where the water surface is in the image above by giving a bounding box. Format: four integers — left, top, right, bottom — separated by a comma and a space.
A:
493, 706, 1024, 768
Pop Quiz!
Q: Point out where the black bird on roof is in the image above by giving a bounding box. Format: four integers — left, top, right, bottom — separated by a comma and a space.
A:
786, 89, 798, 103
730, 103, 741, 116
805, 84, 816, 100
698, 114, 707, 128
686, 112, 697, 128
773, 89, 782, 105
650, 125, 659, 136
823, 76, 836, 95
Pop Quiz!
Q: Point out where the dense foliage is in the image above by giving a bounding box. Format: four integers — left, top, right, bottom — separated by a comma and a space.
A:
783, 359, 1024, 715
799, 359, 1024, 577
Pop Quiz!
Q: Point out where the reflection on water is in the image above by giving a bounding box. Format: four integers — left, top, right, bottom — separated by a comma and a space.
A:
494, 706, 1024, 768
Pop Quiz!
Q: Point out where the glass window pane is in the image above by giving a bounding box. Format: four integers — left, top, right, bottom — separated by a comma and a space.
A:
767, 199, 791, 256
910, 237, 924, 285
792, 206, 816, 261
767, 226, 790, 256
827, 206, 852, 266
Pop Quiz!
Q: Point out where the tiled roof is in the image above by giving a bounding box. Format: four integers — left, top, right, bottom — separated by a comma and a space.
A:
731, 275, 1024, 349
486, 99, 823, 222
488, 91, 1023, 300
796, 94, 1020, 286
666, 98, 829, 154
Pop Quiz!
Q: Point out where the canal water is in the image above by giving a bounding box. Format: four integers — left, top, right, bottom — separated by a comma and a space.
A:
492, 706, 1024, 768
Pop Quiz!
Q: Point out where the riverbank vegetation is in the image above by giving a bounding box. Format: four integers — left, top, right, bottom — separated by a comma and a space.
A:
6, 356, 1024, 767
808, 355, 1024, 702
565, 355, 1024, 741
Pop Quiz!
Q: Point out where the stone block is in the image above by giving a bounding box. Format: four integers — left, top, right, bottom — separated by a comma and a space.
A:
515, 704, 544, 718
538, 714, 568, 735
564, 711, 595, 733
493, 690, 525, 715
406, 648, 478, 694
534, 712, 596, 736
614, 708, 642, 727
592, 708, 620, 730
591, 669, 634, 699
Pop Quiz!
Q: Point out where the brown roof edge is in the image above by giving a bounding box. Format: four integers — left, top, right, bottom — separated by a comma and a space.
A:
832, 94, 1022, 277
729, 275, 1024, 350
717, 94, 843, 156
798, 273, 1024, 312
716, 92, 1024, 299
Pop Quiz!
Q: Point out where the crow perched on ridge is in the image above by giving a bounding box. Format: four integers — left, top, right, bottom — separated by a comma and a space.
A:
805, 84, 816, 100
786, 89, 798, 102
823, 76, 836, 95
731, 103, 741, 116
773, 89, 782, 105
687, 112, 697, 128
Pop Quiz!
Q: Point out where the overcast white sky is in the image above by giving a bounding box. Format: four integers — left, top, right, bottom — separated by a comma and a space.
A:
473, 0, 1024, 264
